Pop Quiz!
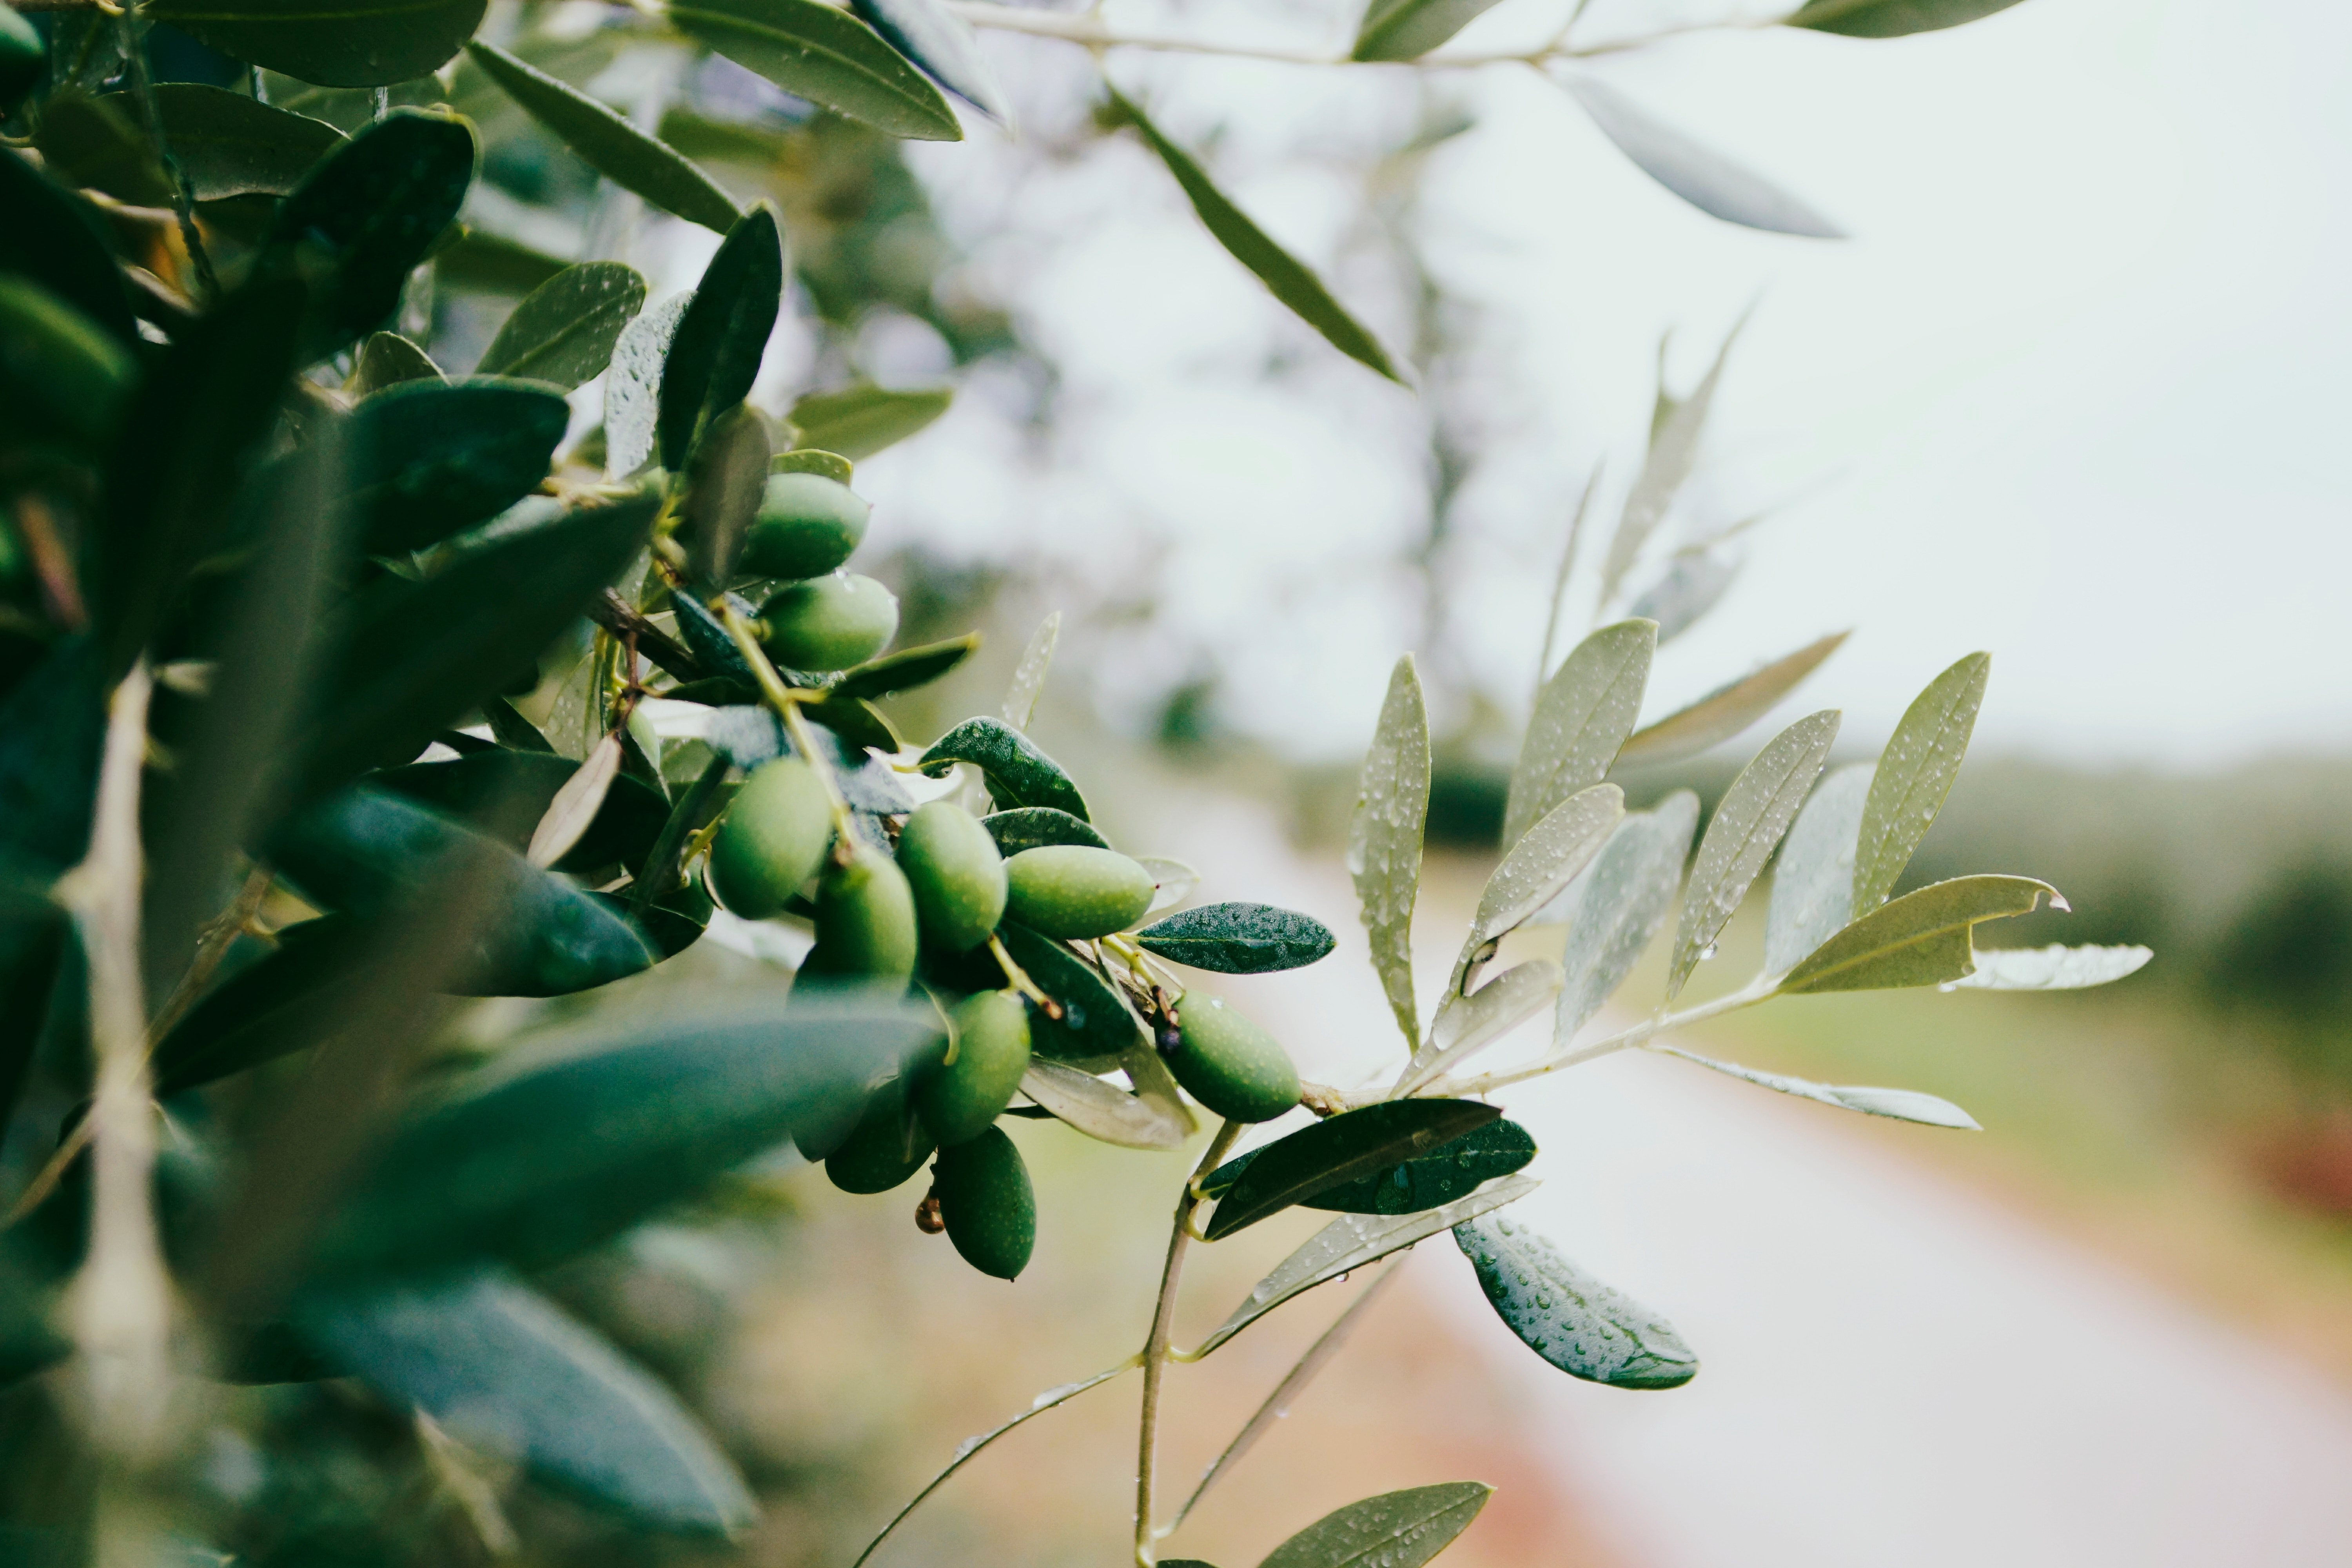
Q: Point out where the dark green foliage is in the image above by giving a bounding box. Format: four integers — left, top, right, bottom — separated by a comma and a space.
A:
1203, 1100, 1498, 1239
833, 633, 978, 699
1208, 1118, 1535, 1217
144, 83, 347, 199
151, 916, 379, 1093
919, 715, 1091, 820
981, 806, 1111, 854
1137, 900, 1336, 974
993, 921, 1141, 1071
373, 748, 670, 873
148, 0, 489, 87
0, 148, 138, 345
0, 637, 106, 876
657, 204, 784, 470
345, 378, 572, 553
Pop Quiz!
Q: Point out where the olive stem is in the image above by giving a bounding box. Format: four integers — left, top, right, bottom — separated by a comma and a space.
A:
145, 860, 275, 1046
985, 932, 1060, 1020
720, 602, 860, 858
1133, 1118, 1244, 1567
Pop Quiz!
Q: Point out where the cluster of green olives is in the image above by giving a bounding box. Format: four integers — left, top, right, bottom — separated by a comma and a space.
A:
739, 472, 903, 673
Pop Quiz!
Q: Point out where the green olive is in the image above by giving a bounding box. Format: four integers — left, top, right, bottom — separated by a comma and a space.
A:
0, 276, 134, 452
0, 7, 44, 118
707, 759, 832, 920
801, 842, 919, 986
917, 989, 1032, 1146
739, 471, 871, 581
824, 1096, 935, 1194
1167, 996, 1300, 1123
757, 573, 899, 673
1002, 846, 1156, 940
897, 801, 1007, 952
933, 1125, 1035, 1280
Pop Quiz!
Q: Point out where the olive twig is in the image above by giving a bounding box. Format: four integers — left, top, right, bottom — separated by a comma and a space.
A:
720, 602, 860, 859
1132, 1117, 1244, 1567
985, 933, 1061, 1020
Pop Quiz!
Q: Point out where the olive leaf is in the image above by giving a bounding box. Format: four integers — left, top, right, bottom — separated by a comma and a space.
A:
1598, 320, 1744, 608
604, 290, 691, 477
374, 748, 669, 873
980, 807, 1109, 855
849, 0, 1011, 121
1553, 792, 1697, 1044
38, 91, 174, 206
833, 634, 979, 700
1652, 1045, 1979, 1129
466, 43, 742, 234
1506, 619, 1654, 848
1615, 630, 1849, 769
773, 448, 853, 482
1002, 611, 1061, 731
297, 1272, 754, 1532
684, 404, 772, 587
1191, 1174, 1535, 1359
347, 378, 573, 554
1018, 1058, 1190, 1151
147, 0, 486, 86
1763, 761, 1871, 976
1777, 874, 2062, 994
152, 917, 380, 1094
0, 637, 107, 875
1400, 960, 1562, 1098
0, 143, 140, 346
351, 332, 444, 394
143, 83, 345, 199
1450, 782, 1621, 991
1787, 0, 2030, 37
1947, 943, 2152, 991
1107, 87, 1400, 382
1853, 652, 1989, 913
1203, 1099, 1499, 1240
658, 205, 783, 471
1559, 77, 1843, 239
1454, 1214, 1699, 1388
436, 228, 571, 296
477, 261, 648, 390
786, 383, 954, 461
802, 694, 900, 755
1259, 1482, 1493, 1568
994, 922, 1138, 1071
1350, 655, 1430, 1053
1206, 1119, 1535, 1217
1627, 549, 1738, 645
1135, 902, 1335, 975
1351, 0, 1510, 61
918, 717, 1090, 820
1667, 709, 1840, 1000
670, 0, 962, 141
1138, 856, 1200, 915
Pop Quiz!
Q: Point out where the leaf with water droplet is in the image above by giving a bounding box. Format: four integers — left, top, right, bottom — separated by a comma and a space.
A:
1616, 632, 1847, 770
1202, 1099, 1500, 1240
1946, 943, 2152, 991
1350, 655, 1430, 1052
1777, 875, 2060, 995
1398, 961, 1562, 1098
1853, 652, 1989, 914
1764, 760, 1872, 975
1653, 1046, 1978, 1129
1552, 793, 1697, 1045
1259, 1481, 1494, 1568
1448, 784, 1621, 995
1668, 710, 1840, 1000
1454, 1214, 1699, 1389
1506, 620, 1653, 848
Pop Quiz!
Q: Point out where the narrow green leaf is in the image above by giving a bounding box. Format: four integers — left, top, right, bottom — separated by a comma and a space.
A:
347, 378, 572, 554
1192, 1174, 1536, 1359
1019, 1058, 1191, 1151
773, 447, 854, 482
1400, 960, 1561, 1098
1454, 1214, 1699, 1388
436, 227, 570, 295
1777, 874, 2061, 994
152, 916, 377, 1094
466, 42, 741, 234
299, 1272, 753, 1530
308, 993, 938, 1277
1948, 943, 2152, 991
1455, 783, 1622, 988
1667, 709, 1840, 1000
36, 91, 174, 206
1762, 761, 1871, 975
994, 922, 1139, 1071
850, 0, 1009, 120
1351, 0, 1509, 61
1787, 0, 2029, 37
1506, 619, 1654, 847
1853, 651, 1989, 913
1350, 655, 1430, 1052
1260, 1482, 1493, 1568
143, 83, 344, 199
1107, 87, 1399, 381
1559, 77, 1842, 238
148, 0, 486, 86
258, 109, 477, 360
918, 716, 1089, 820
604, 290, 691, 477
1138, 856, 1198, 915
477, 261, 648, 390
1653, 1046, 1979, 1129
350, 331, 443, 395
1002, 610, 1059, 731
0, 638, 105, 876
1626, 548, 1738, 646
1204, 1100, 1500, 1241
1552, 793, 1697, 1044
1615, 630, 1848, 769
1208, 1120, 1536, 1216
658, 205, 782, 470
1135, 902, 1335, 975
683, 403, 772, 587
0, 144, 139, 346
373, 748, 669, 873
1599, 323, 1743, 608
979, 807, 1108, 855
669, 0, 962, 141
833, 633, 978, 700
802, 693, 900, 755
786, 383, 953, 461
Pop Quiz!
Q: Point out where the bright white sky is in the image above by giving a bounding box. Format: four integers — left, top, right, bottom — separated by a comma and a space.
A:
749, 0, 2352, 770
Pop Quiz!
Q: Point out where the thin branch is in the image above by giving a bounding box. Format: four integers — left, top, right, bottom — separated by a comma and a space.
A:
113, 7, 217, 301
1135, 1119, 1244, 1567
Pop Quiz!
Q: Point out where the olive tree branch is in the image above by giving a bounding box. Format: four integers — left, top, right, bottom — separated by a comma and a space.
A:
115, 4, 218, 301
1135, 1117, 1244, 1567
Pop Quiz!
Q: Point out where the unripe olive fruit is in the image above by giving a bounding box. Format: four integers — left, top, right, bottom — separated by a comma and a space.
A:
1167, 996, 1300, 1123
0, 7, 44, 118
758, 572, 898, 673
801, 843, 919, 985
739, 471, 870, 581
0, 276, 134, 451
933, 1125, 1035, 1280
825, 1097, 935, 1194
707, 759, 832, 920
917, 989, 1032, 1146
1002, 846, 1155, 940
897, 802, 1007, 952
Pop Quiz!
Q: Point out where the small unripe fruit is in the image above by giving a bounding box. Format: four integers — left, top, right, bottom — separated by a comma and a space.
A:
1002, 846, 1155, 940
933, 1125, 1035, 1280
825, 1097, 935, 1194
0, 7, 44, 118
758, 572, 898, 672
897, 801, 1007, 952
917, 989, 1032, 1146
740, 471, 870, 581
0, 276, 134, 450
1167, 996, 1299, 1123
801, 843, 918, 985
707, 759, 832, 920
